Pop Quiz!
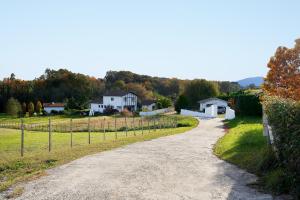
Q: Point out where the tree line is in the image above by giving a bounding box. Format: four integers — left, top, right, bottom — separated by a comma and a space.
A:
0, 68, 241, 115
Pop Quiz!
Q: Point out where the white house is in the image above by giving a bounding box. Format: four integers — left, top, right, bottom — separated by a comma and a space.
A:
90, 91, 138, 115
141, 100, 156, 111
43, 102, 65, 114
198, 98, 228, 112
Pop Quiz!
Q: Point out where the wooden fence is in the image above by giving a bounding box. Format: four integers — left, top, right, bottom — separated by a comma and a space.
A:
0, 116, 178, 157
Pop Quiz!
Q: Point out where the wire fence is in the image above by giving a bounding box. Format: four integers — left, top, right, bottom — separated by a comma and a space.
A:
0, 115, 178, 157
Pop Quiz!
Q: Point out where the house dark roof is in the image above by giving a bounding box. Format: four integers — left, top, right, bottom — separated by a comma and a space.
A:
104, 90, 137, 97
142, 100, 156, 106
43, 102, 65, 108
197, 98, 227, 104
90, 98, 103, 104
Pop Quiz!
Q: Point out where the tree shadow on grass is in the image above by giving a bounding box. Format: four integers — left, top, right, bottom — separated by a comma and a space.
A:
217, 129, 267, 173
212, 126, 276, 199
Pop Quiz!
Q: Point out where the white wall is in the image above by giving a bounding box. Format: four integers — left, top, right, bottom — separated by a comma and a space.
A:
103, 96, 123, 110
44, 107, 64, 114
181, 105, 217, 118
90, 103, 105, 113
140, 107, 174, 116
225, 107, 235, 120
103, 93, 137, 111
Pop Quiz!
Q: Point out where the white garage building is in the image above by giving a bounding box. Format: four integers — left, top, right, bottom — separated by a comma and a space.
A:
198, 98, 228, 112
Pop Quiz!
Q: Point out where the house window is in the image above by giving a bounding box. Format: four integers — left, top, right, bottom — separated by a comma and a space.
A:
101, 105, 104, 108
124, 97, 127, 102
98, 105, 101, 108
111, 97, 114, 101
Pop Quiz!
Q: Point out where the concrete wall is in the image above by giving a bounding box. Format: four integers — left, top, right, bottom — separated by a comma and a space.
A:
140, 107, 174, 116
181, 105, 217, 118
225, 107, 235, 120
44, 107, 64, 114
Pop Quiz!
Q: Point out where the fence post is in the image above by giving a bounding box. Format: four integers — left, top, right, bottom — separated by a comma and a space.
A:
125, 116, 128, 137
88, 117, 91, 144
141, 118, 144, 135
48, 118, 52, 152
20, 119, 24, 157
133, 116, 136, 136
103, 118, 106, 141
114, 115, 117, 140
70, 119, 73, 148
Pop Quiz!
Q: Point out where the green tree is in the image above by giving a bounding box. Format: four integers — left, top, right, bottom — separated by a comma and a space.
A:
175, 95, 189, 113
5, 97, 21, 116
28, 102, 35, 116
21, 102, 27, 115
36, 101, 43, 114
157, 96, 172, 109
184, 79, 219, 109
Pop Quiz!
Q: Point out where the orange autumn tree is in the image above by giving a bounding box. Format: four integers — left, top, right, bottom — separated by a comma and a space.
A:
263, 39, 300, 100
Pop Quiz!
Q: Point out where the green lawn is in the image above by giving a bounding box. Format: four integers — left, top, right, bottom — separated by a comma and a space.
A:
214, 116, 268, 173
214, 116, 287, 195
0, 115, 198, 192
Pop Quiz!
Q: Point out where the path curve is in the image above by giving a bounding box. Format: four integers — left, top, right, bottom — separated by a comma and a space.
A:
15, 118, 274, 200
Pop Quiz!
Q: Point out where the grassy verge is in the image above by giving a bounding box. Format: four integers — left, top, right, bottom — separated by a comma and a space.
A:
0, 115, 198, 192
214, 116, 289, 195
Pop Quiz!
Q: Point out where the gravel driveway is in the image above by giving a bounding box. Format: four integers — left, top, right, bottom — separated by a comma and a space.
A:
14, 118, 274, 200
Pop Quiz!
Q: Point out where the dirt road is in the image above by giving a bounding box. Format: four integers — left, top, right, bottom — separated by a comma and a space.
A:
14, 118, 274, 200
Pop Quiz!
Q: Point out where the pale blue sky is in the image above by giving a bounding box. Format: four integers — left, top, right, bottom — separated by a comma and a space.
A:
0, 0, 299, 81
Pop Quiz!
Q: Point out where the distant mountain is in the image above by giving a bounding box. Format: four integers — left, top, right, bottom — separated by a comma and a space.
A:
237, 77, 264, 87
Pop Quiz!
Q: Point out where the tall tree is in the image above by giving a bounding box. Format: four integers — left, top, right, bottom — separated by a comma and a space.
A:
5, 98, 21, 116
184, 79, 219, 109
28, 102, 35, 116
36, 101, 43, 114
175, 95, 189, 113
21, 102, 27, 115
263, 39, 300, 100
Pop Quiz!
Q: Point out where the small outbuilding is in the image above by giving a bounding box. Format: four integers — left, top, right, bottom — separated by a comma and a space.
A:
141, 100, 156, 111
198, 98, 228, 113
43, 102, 65, 114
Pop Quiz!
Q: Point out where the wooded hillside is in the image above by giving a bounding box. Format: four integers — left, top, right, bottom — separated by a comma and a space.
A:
0, 69, 241, 112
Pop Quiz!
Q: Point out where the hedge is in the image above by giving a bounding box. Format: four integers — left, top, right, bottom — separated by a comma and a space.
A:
263, 96, 300, 197
219, 91, 262, 116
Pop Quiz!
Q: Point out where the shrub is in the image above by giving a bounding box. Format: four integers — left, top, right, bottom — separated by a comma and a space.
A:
120, 108, 133, 117
157, 96, 172, 109
21, 102, 27, 116
223, 91, 262, 116
27, 102, 35, 117
35, 101, 43, 114
263, 96, 300, 197
103, 107, 119, 115
5, 98, 22, 117
175, 95, 189, 113
233, 94, 262, 116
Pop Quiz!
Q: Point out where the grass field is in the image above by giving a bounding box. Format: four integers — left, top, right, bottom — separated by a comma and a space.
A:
0, 115, 198, 192
214, 116, 268, 173
213, 116, 287, 195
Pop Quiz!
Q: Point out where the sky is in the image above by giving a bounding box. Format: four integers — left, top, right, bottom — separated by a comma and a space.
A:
0, 0, 299, 81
